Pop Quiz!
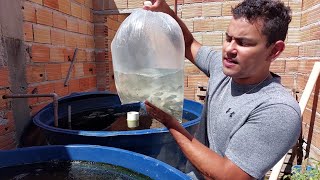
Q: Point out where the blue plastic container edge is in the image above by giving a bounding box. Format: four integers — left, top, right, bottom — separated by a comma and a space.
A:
33, 98, 203, 137
0, 145, 191, 180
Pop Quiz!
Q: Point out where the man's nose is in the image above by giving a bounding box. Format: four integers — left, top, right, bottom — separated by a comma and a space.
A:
225, 41, 237, 58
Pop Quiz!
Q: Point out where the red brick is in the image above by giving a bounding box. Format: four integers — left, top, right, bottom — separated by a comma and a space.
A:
95, 62, 106, 75
107, 29, 116, 40
27, 86, 39, 105
296, 74, 307, 92
68, 79, 80, 92
61, 63, 74, 79
298, 60, 318, 74
285, 60, 299, 73
82, 7, 91, 21
83, 63, 95, 76
182, 4, 202, 18
79, 77, 90, 91
32, 44, 50, 62
54, 81, 69, 97
280, 75, 295, 89
186, 74, 209, 87
87, 23, 94, 35
94, 37, 105, 49
33, 24, 51, 44
46, 64, 62, 80
77, 35, 86, 48
95, 51, 105, 61
84, 0, 93, 9
31, 103, 47, 115
106, 17, 120, 31
36, 7, 53, 26
23, 2, 36, 22
0, 111, 15, 136
53, 12, 67, 30
86, 50, 95, 61
78, 21, 87, 34
86, 36, 95, 48
67, 17, 79, 32
184, 86, 196, 100
51, 29, 65, 46
306, 92, 320, 114
58, 0, 71, 14
111, 0, 127, 9
92, 0, 103, 10
65, 32, 77, 47
26, 65, 46, 83
23, 22, 33, 42
74, 63, 84, 77
222, 1, 239, 16
89, 76, 97, 89
0, 89, 9, 108
64, 48, 76, 62
29, 0, 43, 5
94, 24, 105, 36
270, 60, 285, 73
50, 47, 65, 62
44, 0, 59, 9
93, 14, 105, 23
118, 14, 129, 22
280, 45, 299, 58
213, 19, 229, 31
0, 132, 16, 150
194, 19, 214, 32
76, 49, 87, 61
75, 0, 85, 4
185, 63, 201, 74
71, 2, 82, 18
0, 68, 9, 87
36, 83, 55, 102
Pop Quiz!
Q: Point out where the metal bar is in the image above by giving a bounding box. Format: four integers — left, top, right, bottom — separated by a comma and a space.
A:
68, 105, 72, 129
2, 93, 59, 127
64, 48, 78, 87
174, 0, 177, 15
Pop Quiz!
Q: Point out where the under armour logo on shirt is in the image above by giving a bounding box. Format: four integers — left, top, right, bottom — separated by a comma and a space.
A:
226, 108, 235, 117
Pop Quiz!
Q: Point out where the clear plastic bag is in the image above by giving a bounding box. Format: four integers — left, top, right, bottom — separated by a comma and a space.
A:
111, 9, 185, 122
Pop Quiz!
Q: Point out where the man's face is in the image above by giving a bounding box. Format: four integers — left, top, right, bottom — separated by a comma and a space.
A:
222, 17, 274, 84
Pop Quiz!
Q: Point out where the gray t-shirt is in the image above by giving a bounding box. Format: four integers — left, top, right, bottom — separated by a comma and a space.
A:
186, 46, 301, 179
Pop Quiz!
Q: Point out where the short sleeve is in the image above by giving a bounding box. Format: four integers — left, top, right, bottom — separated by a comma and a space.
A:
225, 104, 301, 179
195, 46, 221, 77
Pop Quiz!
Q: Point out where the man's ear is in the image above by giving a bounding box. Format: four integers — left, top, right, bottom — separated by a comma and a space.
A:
269, 40, 285, 62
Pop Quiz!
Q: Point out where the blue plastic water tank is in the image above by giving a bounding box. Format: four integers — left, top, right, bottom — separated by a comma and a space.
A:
0, 145, 191, 179
33, 91, 203, 172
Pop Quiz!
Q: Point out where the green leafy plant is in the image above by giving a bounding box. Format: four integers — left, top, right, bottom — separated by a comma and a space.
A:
284, 158, 320, 180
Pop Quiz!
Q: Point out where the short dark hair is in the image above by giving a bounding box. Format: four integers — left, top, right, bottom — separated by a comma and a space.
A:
232, 0, 292, 47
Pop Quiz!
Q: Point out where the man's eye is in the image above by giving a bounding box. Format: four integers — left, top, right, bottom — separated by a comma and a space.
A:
237, 40, 250, 47
226, 36, 232, 42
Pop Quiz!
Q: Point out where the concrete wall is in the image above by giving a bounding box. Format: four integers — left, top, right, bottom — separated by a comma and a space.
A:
0, 0, 29, 149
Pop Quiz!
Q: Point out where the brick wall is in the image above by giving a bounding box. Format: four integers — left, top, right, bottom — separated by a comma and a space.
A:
93, 13, 129, 92
299, 0, 320, 161
22, 0, 97, 116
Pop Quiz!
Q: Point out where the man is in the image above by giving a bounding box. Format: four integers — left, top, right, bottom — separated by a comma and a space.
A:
143, 0, 301, 179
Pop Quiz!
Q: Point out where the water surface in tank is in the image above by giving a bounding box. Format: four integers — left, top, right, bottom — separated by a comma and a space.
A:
0, 160, 151, 180
58, 108, 195, 131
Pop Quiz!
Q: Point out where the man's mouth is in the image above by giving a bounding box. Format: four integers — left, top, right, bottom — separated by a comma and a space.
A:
224, 58, 238, 64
